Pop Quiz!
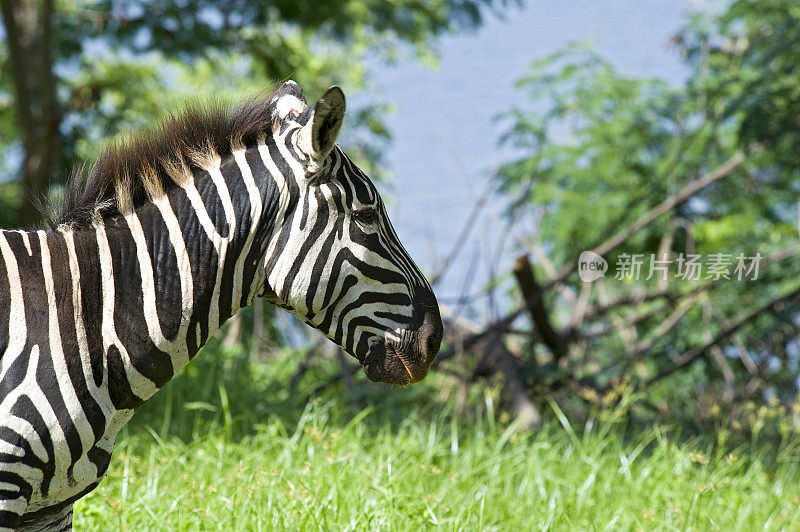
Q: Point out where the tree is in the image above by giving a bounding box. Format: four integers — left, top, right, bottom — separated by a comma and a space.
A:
1, 0, 59, 227
440, 0, 799, 427
0, 0, 514, 227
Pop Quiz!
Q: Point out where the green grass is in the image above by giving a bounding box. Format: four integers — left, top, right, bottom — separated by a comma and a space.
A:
75, 391, 800, 530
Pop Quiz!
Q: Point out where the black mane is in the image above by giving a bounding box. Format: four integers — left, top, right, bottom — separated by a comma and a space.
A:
50, 87, 279, 228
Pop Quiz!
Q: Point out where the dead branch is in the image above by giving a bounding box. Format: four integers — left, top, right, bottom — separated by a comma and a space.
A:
481, 330, 542, 429
513, 254, 567, 362
435, 306, 527, 366
566, 281, 592, 331
578, 300, 672, 340
439, 302, 542, 428
642, 284, 800, 388
548, 147, 755, 287
576, 241, 799, 325
439, 303, 483, 334
602, 291, 703, 377
702, 300, 735, 401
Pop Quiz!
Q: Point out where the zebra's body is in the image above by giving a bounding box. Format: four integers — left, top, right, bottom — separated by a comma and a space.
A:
0, 81, 442, 530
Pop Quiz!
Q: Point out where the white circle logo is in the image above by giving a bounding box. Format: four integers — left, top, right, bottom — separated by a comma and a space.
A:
578, 251, 607, 282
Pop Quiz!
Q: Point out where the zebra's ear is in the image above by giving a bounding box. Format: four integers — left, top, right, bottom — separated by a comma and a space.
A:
304, 86, 345, 161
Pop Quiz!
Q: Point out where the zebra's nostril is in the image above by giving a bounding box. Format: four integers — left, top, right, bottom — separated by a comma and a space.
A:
426, 332, 441, 356
412, 292, 442, 361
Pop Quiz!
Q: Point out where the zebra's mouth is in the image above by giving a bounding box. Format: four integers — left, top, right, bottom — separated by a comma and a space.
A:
361, 334, 428, 386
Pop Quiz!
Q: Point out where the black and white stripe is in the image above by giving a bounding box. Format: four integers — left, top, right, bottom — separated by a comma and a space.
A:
0, 81, 442, 529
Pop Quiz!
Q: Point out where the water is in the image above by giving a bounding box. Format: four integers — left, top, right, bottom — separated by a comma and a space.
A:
369, 0, 692, 320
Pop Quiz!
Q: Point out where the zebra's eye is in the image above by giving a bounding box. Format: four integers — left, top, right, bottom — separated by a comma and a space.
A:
351, 207, 378, 224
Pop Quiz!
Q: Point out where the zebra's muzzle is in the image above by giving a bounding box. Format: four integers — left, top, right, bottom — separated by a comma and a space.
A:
361, 336, 419, 386
361, 303, 443, 386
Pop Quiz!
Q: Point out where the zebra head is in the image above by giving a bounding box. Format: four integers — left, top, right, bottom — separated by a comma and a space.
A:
260, 81, 442, 385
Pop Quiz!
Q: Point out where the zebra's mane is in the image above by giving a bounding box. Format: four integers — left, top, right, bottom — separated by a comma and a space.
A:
49, 87, 281, 229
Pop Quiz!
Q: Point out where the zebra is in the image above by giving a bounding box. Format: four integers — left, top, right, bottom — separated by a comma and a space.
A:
0, 80, 443, 530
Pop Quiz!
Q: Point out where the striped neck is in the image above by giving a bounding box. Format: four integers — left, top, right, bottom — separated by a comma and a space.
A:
44, 141, 282, 407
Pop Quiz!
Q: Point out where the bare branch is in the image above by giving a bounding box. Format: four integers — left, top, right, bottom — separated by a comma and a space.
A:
513, 254, 566, 362
482, 330, 542, 429
578, 241, 799, 324
642, 284, 800, 388
549, 148, 755, 287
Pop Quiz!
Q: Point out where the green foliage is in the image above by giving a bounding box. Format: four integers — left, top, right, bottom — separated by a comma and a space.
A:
1, 0, 515, 186
0, 181, 20, 228
496, 1, 800, 406
499, 44, 688, 264
498, 39, 795, 267
681, 0, 800, 169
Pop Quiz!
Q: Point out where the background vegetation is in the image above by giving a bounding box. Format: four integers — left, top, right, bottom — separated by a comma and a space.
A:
2, 0, 799, 529
481, 0, 800, 427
